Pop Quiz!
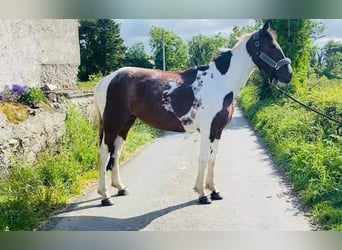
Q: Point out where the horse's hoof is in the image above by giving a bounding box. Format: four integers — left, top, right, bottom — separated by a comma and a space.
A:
101, 198, 114, 206
198, 196, 212, 205
117, 189, 128, 196
210, 191, 223, 200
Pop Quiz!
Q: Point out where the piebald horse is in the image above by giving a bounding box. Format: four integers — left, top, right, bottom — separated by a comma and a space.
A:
94, 21, 293, 206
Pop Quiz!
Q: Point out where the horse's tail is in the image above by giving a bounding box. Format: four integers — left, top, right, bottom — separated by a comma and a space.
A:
94, 83, 104, 147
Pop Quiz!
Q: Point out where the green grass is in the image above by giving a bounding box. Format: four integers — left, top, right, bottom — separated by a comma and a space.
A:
0, 103, 160, 231
121, 119, 161, 163
238, 77, 342, 230
77, 81, 98, 90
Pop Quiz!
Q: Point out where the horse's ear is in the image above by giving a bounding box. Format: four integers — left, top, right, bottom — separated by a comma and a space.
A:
262, 20, 271, 33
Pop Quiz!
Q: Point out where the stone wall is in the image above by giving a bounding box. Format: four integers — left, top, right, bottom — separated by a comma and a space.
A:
0, 107, 66, 175
0, 19, 80, 90
0, 94, 95, 175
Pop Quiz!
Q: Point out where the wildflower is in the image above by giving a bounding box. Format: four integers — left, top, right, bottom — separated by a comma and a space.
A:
11, 84, 28, 97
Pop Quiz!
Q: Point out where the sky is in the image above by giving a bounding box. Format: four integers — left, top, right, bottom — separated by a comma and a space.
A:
115, 19, 342, 54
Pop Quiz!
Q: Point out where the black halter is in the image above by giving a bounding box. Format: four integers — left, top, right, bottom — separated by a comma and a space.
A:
253, 32, 291, 71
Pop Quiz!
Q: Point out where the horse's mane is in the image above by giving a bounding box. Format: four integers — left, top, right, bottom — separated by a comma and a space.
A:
212, 33, 251, 62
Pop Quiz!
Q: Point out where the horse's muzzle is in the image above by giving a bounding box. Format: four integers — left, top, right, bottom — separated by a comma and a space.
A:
278, 65, 293, 84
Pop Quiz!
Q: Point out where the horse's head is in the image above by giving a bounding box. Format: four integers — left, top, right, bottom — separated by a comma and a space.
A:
247, 21, 293, 84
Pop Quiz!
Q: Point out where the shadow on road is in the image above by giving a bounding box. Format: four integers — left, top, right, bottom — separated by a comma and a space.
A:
41, 199, 198, 231
225, 115, 250, 130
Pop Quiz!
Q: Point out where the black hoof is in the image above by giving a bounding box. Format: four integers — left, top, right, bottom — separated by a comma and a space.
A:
117, 189, 128, 196
101, 198, 114, 206
198, 196, 212, 205
210, 191, 223, 200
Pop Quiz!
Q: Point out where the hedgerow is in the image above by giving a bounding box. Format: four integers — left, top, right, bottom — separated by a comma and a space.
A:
238, 76, 342, 230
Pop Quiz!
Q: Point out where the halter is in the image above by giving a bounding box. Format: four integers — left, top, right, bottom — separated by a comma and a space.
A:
253, 32, 291, 70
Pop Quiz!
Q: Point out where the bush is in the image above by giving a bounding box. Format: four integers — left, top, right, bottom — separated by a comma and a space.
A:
19, 87, 46, 107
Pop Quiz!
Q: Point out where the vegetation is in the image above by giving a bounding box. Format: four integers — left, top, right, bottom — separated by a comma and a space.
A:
78, 19, 126, 81
0, 84, 46, 123
124, 42, 154, 68
238, 77, 342, 230
20, 87, 46, 107
149, 26, 189, 71
313, 40, 342, 79
0, 102, 29, 124
188, 34, 228, 66
0, 104, 160, 230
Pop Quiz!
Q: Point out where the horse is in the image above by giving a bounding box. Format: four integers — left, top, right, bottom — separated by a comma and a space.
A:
94, 21, 293, 206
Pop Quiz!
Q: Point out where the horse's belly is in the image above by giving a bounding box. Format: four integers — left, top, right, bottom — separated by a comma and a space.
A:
132, 105, 186, 133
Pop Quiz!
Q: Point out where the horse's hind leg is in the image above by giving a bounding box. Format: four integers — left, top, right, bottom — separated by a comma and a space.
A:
111, 115, 136, 195
97, 112, 129, 205
97, 134, 113, 205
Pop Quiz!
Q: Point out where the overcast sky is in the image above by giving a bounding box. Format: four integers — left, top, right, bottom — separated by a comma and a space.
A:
115, 19, 342, 54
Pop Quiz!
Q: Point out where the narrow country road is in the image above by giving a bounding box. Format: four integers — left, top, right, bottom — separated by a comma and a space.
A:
40, 106, 314, 231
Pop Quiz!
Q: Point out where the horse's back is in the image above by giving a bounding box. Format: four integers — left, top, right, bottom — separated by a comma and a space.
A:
95, 67, 190, 132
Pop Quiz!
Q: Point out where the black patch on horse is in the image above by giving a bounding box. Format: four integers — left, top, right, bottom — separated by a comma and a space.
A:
223, 91, 234, 107
106, 147, 115, 171
209, 91, 234, 142
180, 68, 198, 86
214, 50, 233, 75
170, 85, 195, 117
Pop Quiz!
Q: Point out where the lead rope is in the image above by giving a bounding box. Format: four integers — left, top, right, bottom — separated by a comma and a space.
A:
272, 83, 342, 136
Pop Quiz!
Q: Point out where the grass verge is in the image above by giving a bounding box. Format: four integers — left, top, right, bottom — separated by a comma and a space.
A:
0, 103, 160, 231
77, 80, 98, 91
237, 77, 342, 230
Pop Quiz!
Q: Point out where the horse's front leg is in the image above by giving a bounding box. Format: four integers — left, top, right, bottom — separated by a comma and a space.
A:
206, 139, 223, 200
194, 133, 212, 204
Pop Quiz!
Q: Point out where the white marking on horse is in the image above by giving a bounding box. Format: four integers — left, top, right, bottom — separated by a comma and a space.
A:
161, 81, 179, 112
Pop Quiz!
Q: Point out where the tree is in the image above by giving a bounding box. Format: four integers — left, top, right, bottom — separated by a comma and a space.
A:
226, 22, 261, 48
149, 26, 188, 71
124, 42, 153, 68
321, 40, 342, 79
188, 34, 228, 66
78, 19, 126, 81
270, 19, 316, 87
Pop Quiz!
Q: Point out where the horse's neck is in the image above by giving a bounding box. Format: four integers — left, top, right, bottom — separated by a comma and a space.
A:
210, 39, 255, 97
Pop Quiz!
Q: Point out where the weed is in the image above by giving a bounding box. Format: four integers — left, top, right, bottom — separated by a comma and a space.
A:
19, 87, 46, 107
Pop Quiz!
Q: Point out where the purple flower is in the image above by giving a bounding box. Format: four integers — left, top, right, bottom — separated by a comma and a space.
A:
11, 84, 28, 97
0, 93, 4, 101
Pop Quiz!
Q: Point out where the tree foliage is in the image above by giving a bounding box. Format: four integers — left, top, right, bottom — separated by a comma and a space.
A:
270, 19, 315, 87
320, 40, 342, 79
124, 42, 153, 68
149, 26, 188, 71
188, 34, 228, 66
226, 22, 261, 48
78, 19, 126, 81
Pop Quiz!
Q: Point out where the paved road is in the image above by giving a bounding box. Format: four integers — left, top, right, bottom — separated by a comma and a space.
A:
41, 106, 314, 231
